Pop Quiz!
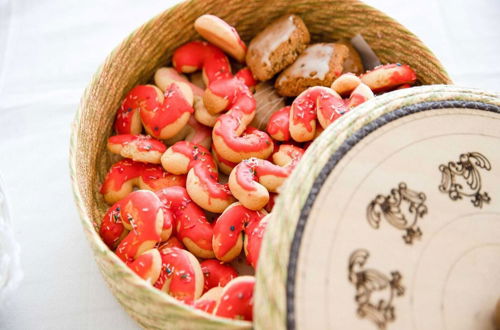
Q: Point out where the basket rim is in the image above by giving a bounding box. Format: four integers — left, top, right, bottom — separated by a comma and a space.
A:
68, 0, 454, 327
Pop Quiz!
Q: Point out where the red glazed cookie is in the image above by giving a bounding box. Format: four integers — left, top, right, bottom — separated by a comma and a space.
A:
161, 141, 235, 213
154, 247, 204, 304
107, 134, 166, 164
246, 14, 310, 81
194, 15, 247, 62
228, 145, 304, 210
244, 213, 269, 269
172, 41, 232, 85
212, 202, 267, 262
193, 286, 224, 314
266, 106, 291, 141
113, 190, 165, 262
214, 276, 255, 321
360, 63, 417, 93
275, 43, 349, 97
156, 186, 215, 258
139, 82, 194, 139
207, 77, 274, 163
100, 159, 185, 205
128, 249, 162, 285
289, 86, 344, 142
200, 259, 238, 292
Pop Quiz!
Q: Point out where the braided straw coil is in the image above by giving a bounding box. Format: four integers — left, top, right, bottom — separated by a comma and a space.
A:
69, 0, 451, 328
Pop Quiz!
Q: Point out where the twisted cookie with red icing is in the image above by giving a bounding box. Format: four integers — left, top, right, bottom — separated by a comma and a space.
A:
107, 134, 166, 164
155, 186, 215, 258
207, 76, 274, 163
161, 141, 235, 213
200, 259, 238, 292
114, 83, 194, 139
214, 276, 255, 321
100, 159, 185, 205
360, 63, 417, 93
99, 190, 166, 284
228, 144, 304, 210
212, 202, 267, 264
154, 246, 204, 304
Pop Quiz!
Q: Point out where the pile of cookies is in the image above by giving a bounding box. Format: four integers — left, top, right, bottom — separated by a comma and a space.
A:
98, 13, 417, 321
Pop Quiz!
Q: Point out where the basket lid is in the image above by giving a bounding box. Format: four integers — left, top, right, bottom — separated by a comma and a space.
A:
254, 85, 500, 330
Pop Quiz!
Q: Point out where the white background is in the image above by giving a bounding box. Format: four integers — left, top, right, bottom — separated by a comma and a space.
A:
0, 0, 498, 329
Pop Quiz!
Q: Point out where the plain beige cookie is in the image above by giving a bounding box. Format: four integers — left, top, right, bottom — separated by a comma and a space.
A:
275, 43, 349, 97
246, 14, 310, 81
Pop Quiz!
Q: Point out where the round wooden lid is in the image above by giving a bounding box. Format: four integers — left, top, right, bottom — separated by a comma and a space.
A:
254, 85, 500, 330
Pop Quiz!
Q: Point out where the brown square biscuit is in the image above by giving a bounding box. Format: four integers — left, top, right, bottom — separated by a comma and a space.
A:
246, 14, 310, 81
275, 43, 349, 97
338, 40, 364, 75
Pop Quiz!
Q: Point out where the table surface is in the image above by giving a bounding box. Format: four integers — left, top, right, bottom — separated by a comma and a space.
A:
0, 0, 498, 329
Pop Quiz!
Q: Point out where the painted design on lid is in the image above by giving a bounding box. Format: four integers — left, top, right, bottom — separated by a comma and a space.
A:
438, 152, 491, 208
367, 182, 427, 244
348, 249, 405, 329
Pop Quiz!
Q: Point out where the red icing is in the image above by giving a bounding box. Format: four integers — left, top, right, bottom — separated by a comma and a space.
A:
114, 85, 158, 134
114, 191, 164, 262
193, 163, 233, 200
194, 299, 217, 314
235, 159, 258, 191
140, 164, 187, 190
159, 236, 185, 250
172, 41, 232, 84
154, 247, 199, 304
347, 91, 367, 109
235, 158, 289, 192
397, 83, 413, 90
209, 78, 255, 115
171, 141, 217, 172
108, 134, 166, 153
361, 63, 417, 93
235, 67, 257, 88
140, 83, 194, 138
291, 87, 340, 132
213, 204, 266, 260
100, 203, 127, 249
316, 92, 348, 127
200, 259, 238, 292
264, 193, 277, 213
215, 277, 255, 321
155, 187, 214, 253
214, 111, 273, 153
266, 106, 291, 141
100, 159, 143, 194
245, 217, 268, 268
100, 159, 186, 195
127, 249, 159, 281
170, 141, 233, 201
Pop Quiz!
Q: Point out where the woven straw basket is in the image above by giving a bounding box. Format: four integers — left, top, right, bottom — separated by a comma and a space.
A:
69, 0, 452, 329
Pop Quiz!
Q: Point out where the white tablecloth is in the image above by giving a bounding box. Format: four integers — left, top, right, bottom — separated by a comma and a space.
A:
0, 0, 498, 329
